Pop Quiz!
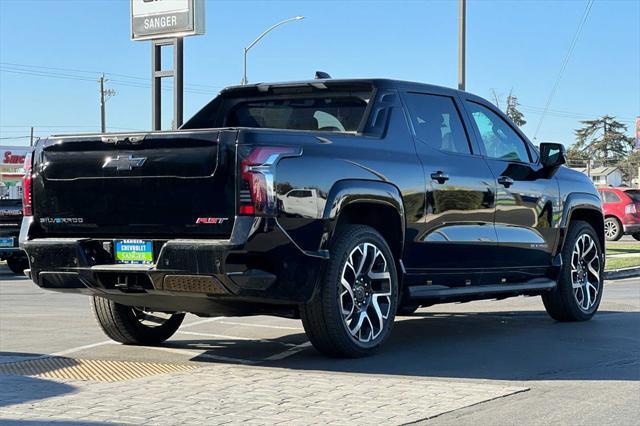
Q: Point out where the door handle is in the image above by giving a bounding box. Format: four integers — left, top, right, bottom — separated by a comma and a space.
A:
430, 171, 450, 184
498, 176, 514, 188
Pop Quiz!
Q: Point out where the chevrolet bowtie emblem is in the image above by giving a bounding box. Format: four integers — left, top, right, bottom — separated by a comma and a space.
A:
102, 155, 147, 171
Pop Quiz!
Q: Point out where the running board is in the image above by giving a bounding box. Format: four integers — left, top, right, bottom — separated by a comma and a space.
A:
407, 278, 556, 301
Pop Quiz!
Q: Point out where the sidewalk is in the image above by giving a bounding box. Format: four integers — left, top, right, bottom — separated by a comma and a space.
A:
0, 362, 527, 425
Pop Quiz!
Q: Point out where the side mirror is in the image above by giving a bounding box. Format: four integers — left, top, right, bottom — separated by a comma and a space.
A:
539, 143, 566, 172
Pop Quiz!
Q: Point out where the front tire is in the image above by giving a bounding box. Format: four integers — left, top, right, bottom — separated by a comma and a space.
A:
604, 217, 622, 241
632, 233, 640, 242
92, 296, 185, 345
300, 225, 398, 358
542, 221, 604, 321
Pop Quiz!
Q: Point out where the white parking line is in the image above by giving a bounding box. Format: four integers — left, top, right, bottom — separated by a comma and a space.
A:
262, 342, 313, 361
142, 345, 259, 365
181, 316, 227, 328
216, 320, 303, 331
51, 340, 117, 357
6, 314, 309, 366
177, 330, 298, 347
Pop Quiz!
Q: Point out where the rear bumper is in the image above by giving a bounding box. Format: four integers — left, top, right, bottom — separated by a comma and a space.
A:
21, 217, 328, 315
622, 223, 640, 234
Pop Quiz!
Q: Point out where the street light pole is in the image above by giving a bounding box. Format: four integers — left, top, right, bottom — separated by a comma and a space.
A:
241, 16, 304, 85
458, 0, 466, 91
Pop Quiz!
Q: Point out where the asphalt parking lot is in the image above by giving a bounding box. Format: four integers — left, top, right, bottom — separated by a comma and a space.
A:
1, 265, 639, 425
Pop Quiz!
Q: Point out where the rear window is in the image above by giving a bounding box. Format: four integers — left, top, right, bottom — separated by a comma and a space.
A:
183, 84, 372, 133
625, 190, 640, 202
226, 97, 366, 132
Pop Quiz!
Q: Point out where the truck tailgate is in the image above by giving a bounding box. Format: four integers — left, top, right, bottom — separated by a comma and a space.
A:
33, 130, 237, 238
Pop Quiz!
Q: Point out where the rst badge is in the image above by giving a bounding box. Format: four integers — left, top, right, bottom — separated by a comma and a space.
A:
196, 217, 229, 224
103, 155, 147, 171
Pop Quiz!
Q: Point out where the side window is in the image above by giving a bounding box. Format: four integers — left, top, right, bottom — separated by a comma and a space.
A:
404, 93, 472, 154
287, 190, 312, 198
465, 101, 531, 163
603, 191, 621, 203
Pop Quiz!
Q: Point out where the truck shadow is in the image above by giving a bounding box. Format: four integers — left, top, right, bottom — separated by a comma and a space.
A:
170, 309, 640, 382
0, 353, 77, 408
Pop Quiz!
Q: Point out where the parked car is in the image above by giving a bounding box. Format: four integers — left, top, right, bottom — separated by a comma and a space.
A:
597, 187, 640, 241
20, 78, 605, 357
0, 198, 29, 274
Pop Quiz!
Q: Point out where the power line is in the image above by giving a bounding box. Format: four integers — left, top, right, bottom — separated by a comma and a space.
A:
0, 67, 217, 96
0, 62, 222, 92
0, 135, 31, 140
533, 0, 595, 140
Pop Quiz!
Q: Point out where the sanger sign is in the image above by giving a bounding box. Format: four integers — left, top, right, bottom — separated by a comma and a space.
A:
131, 0, 205, 41
0, 146, 29, 167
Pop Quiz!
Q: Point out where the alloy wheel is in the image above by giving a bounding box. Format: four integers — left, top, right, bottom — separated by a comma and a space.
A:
604, 220, 618, 240
131, 308, 175, 328
570, 234, 601, 311
339, 242, 392, 343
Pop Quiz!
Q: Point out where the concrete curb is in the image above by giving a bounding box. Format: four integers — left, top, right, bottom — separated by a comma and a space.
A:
604, 267, 640, 280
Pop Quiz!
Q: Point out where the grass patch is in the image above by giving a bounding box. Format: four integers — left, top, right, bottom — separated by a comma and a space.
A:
606, 247, 640, 255
606, 257, 640, 271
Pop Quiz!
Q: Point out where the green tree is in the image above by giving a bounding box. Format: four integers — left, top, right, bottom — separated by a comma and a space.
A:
565, 144, 590, 168
616, 148, 640, 185
505, 93, 527, 128
490, 89, 526, 128
573, 116, 634, 163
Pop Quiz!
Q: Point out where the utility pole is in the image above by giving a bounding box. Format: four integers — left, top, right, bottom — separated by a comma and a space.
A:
458, 0, 466, 91
30, 127, 34, 147
99, 74, 116, 133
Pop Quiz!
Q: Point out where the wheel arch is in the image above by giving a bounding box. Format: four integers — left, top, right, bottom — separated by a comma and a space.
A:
322, 180, 405, 263
561, 192, 605, 251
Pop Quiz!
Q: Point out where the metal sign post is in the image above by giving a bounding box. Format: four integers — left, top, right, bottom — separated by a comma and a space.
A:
151, 38, 183, 130
131, 0, 204, 131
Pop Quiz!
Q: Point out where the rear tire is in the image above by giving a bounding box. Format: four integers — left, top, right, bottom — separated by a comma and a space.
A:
6, 256, 29, 275
604, 217, 622, 241
300, 225, 398, 358
632, 233, 640, 242
542, 221, 603, 322
92, 296, 185, 345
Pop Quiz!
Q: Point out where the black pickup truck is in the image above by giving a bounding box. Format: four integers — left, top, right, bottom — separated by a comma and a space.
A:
0, 198, 29, 274
21, 79, 604, 357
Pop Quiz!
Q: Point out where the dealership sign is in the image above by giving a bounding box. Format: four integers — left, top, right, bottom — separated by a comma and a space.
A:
131, 0, 205, 41
0, 146, 29, 167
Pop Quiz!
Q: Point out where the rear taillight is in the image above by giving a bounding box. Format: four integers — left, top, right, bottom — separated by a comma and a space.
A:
22, 152, 33, 216
625, 203, 637, 215
239, 146, 301, 216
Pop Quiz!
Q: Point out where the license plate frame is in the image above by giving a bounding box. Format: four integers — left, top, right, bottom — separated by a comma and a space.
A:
114, 240, 154, 265
0, 237, 14, 248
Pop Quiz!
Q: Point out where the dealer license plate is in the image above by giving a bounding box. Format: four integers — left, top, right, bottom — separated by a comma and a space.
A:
114, 240, 153, 264
0, 237, 14, 248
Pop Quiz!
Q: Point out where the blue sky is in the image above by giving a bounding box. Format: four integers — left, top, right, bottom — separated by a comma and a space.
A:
1, 0, 638, 147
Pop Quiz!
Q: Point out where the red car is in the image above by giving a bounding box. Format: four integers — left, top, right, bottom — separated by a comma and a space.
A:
598, 187, 640, 241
